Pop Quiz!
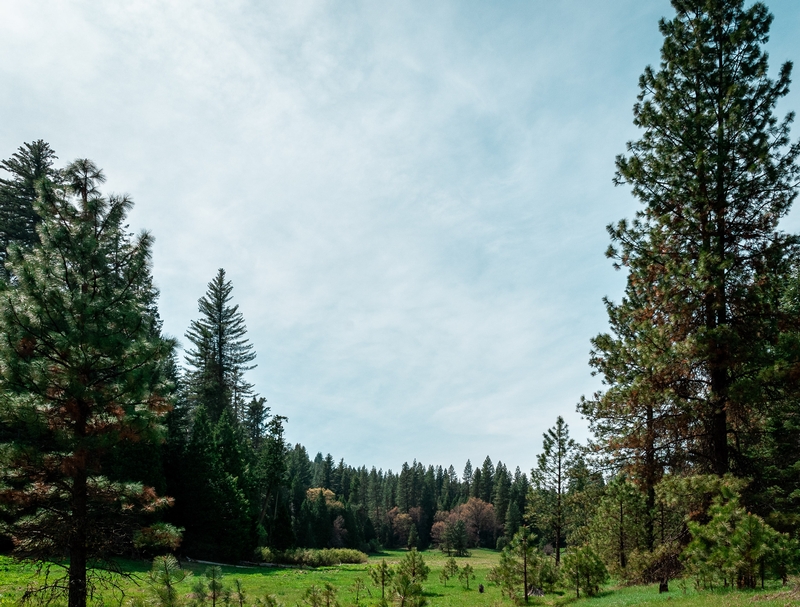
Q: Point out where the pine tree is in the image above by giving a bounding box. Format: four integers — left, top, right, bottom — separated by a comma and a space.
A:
0, 159, 174, 607
0, 140, 59, 279
529, 416, 577, 565
185, 269, 256, 422
586, 0, 800, 479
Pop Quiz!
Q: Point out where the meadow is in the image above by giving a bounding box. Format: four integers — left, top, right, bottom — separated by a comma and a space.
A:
0, 549, 798, 607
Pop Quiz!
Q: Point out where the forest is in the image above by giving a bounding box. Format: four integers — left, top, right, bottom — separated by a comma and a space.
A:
2, 1, 800, 606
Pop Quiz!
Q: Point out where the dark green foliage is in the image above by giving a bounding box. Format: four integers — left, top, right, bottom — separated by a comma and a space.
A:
175, 407, 251, 562
0, 158, 174, 607
584, 0, 800, 482
185, 269, 256, 423
457, 563, 474, 590
0, 140, 58, 279
561, 545, 608, 598
588, 475, 648, 574
528, 416, 577, 565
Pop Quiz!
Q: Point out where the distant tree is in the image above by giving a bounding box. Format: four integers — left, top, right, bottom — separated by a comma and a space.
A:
0, 140, 59, 278
488, 527, 539, 603
458, 564, 475, 590
529, 416, 577, 564
177, 407, 251, 561
256, 414, 289, 546
480, 457, 495, 503
185, 268, 256, 422
0, 159, 174, 607
462, 460, 473, 501
492, 462, 512, 531
439, 557, 459, 587
245, 396, 270, 449
443, 520, 469, 557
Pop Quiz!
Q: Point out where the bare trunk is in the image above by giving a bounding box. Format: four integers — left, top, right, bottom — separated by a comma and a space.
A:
69, 469, 88, 607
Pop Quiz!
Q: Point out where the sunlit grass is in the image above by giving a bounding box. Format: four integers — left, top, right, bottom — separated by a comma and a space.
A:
0, 550, 797, 606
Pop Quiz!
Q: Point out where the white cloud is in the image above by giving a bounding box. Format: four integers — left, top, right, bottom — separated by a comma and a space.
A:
2, 0, 799, 472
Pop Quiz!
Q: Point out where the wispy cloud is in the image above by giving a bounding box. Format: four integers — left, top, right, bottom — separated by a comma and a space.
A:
2, 0, 799, 472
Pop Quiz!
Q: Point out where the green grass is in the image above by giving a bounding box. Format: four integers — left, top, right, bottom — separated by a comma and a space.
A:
0, 549, 797, 606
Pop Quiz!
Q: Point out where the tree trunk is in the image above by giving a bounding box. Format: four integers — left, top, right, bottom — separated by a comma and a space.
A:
69, 469, 88, 607
644, 405, 656, 551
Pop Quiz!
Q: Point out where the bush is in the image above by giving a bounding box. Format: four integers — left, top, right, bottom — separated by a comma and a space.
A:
561, 546, 608, 598
255, 548, 367, 567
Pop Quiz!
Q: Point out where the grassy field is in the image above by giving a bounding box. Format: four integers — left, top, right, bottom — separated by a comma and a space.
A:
0, 549, 798, 607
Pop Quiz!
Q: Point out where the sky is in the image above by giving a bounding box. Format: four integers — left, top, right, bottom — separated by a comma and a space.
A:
2, 1, 800, 475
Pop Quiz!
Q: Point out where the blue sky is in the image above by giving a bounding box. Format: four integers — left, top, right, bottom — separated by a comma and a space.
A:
2, 1, 800, 474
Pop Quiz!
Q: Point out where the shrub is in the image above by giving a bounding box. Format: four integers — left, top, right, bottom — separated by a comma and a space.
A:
255, 548, 367, 567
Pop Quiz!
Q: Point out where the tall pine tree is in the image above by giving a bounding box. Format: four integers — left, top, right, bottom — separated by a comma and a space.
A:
0, 158, 174, 607
185, 269, 256, 422
584, 0, 800, 482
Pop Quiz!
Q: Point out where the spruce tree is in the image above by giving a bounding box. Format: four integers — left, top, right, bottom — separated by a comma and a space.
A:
185, 269, 256, 422
0, 159, 174, 607
585, 0, 800, 479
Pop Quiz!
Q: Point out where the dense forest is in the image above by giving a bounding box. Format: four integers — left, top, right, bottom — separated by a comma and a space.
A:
2, 1, 800, 607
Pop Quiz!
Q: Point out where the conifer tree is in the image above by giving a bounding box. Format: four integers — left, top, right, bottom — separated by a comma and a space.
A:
529, 416, 577, 565
185, 269, 256, 422
0, 159, 174, 607
0, 140, 59, 279
584, 0, 800, 480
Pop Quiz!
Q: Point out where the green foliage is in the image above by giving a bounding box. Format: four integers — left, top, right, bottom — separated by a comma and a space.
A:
438, 557, 458, 587
368, 559, 394, 600
134, 523, 184, 555
407, 526, 418, 550
321, 582, 338, 607
397, 549, 429, 584
0, 157, 174, 607
148, 555, 190, 607
302, 584, 323, 607
561, 545, 608, 598
184, 268, 256, 423
587, 475, 647, 574
683, 482, 799, 589
487, 527, 549, 601
0, 140, 58, 278
204, 566, 225, 607
441, 520, 469, 557
528, 416, 577, 565
256, 548, 367, 567
457, 563, 474, 590
349, 578, 366, 606
390, 572, 425, 607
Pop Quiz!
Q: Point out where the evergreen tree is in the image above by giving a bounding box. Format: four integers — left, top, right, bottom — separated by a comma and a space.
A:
185, 269, 256, 422
0, 140, 59, 279
177, 407, 251, 561
585, 0, 800, 480
0, 159, 174, 607
480, 456, 495, 503
529, 416, 577, 565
